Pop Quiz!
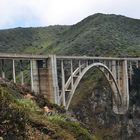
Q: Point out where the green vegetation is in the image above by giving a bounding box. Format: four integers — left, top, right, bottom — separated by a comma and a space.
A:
0, 13, 140, 139
0, 25, 69, 54
0, 79, 96, 140
0, 13, 140, 56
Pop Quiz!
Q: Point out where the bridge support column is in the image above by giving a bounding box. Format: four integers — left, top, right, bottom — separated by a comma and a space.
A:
110, 61, 122, 113
46, 55, 59, 104
12, 59, 16, 83
117, 60, 129, 114
20, 60, 24, 85
112, 61, 116, 79
30, 60, 39, 94
122, 60, 129, 111
1, 59, 5, 79
61, 60, 66, 106
136, 61, 139, 68
70, 60, 74, 88
129, 61, 133, 85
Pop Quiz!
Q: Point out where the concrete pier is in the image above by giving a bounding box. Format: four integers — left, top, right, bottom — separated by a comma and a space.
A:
30, 60, 39, 94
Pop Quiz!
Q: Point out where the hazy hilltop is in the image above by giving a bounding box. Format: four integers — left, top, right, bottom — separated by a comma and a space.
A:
0, 13, 140, 56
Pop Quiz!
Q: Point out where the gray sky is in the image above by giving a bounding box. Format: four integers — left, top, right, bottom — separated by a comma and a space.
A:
0, 0, 140, 29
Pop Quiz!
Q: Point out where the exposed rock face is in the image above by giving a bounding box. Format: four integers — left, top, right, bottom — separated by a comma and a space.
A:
69, 73, 140, 140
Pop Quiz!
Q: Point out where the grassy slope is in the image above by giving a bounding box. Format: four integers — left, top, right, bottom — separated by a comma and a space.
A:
0, 79, 96, 140
0, 13, 140, 56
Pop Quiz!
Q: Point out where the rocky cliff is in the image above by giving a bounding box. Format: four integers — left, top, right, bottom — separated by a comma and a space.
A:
69, 68, 140, 140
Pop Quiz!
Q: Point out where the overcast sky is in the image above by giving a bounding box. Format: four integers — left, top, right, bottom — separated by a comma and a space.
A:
0, 0, 140, 29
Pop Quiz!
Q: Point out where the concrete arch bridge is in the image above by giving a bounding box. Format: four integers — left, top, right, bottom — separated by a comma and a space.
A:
0, 53, 139, 114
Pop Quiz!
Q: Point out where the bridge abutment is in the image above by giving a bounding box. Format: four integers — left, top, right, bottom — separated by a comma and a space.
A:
30, 56, 59, 104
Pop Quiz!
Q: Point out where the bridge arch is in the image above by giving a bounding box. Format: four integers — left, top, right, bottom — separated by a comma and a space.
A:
64, 62, 122, 114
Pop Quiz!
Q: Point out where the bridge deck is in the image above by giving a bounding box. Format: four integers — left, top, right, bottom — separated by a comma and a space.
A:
56, 56, 140, 61
0, 53, 49, 60
0, 53, 139, 61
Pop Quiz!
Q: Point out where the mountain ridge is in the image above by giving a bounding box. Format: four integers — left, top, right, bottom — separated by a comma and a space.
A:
0, 13, 140, 56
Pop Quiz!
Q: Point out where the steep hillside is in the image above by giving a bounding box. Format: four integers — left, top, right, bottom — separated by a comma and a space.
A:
55, 13, 140, 56
0, 25, 69, 54
69, 67, 140, 140
0, 13, 140, 56
0, 78, 96, 140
